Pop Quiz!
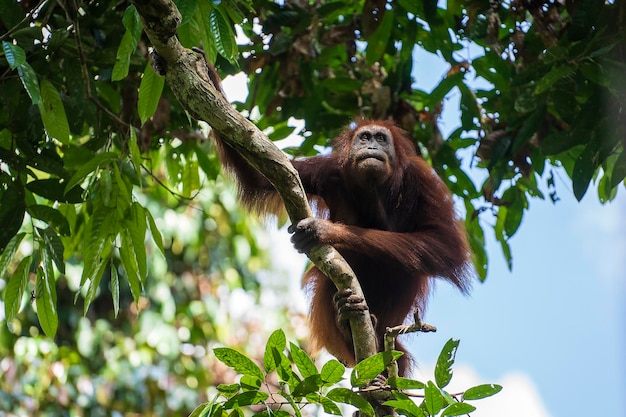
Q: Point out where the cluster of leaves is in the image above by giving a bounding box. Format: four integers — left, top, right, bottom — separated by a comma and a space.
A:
191, 330, 501, 417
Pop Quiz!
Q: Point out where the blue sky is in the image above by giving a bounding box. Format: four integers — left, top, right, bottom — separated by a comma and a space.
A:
408, 49, 626, 416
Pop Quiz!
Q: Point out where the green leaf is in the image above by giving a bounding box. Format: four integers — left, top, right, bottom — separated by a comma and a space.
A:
0, 232, 25, 278
308, 394, 342, 416
125, 202, 148, 280
2, 41, 26, 69
351, 350, 403, 387
0, 180, 26, 253
39, 79, 70, 144
84, 259, 107, 314
435, 339, 459, 388
122, 5, 142, 45
28, 205, 70, 236
36, 262, 58, 337
463, 384, 502, 400
26, 178, 84, 203
217, 383, 241, 397
534, 65, 574, 95
292, 374, 323, 397
214, 347, 265, 380
112, 30, 136, 81
174, 0, 199, 24
441, 402, 476, 416
387, 376, 426, 390
138, 62, 165, 125
223, 391, 269, 409
320, 359, 345, 385
17, 62, 41, 105
120, 228, 142, 305
145, 208, 165, 255
384, 392, 425, 417
128, 127, 142, 176
263, 329, 287, 372
327, 388, 375, 417
64, 152, 118, 194
41, 227, 65, 273
209, 6, 236, 60
290, 342, 318, 378
4, 256, 31, 321
240, 374, 262, 391
111, 263, 120, 318
572, 141, 599, 201
425, 381, 445, 416
365, 9, 394, 65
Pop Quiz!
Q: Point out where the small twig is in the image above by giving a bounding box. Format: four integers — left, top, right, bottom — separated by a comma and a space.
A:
384, 311, 437, 378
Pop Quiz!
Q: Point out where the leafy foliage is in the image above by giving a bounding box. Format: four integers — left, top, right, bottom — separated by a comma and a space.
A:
199, 331, 500, 417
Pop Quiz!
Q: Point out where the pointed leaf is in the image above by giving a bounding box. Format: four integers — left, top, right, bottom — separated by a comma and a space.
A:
36, 261, 58, 337
327, 388, 374, 417
145, 208, 165, 255
263, 329, 287, 372
214, 347, 265, 380
41, 227, 65, 273
39, 79, 70, 144
111, 263, 120, 318
463, 384, 502, 400
209, 7, 236, 60
2, 41, 26, 68
64, 152, 117, 193
290, 342, 318, 378
425, 381, 445, 416
441, 402, 476, 416
17, 62, 41, 104
29, 205, 70, 236
138, 62, 165, 124
4, 256, 31, 321
0, 232, 26, 278
320, 359, 345, 385
435, 339, 459, 388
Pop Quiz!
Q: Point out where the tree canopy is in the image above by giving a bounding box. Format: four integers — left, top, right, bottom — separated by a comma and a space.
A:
0, 0, 624, 415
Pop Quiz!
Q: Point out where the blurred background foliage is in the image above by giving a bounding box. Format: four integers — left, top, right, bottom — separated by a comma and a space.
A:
0, 0, 624, 415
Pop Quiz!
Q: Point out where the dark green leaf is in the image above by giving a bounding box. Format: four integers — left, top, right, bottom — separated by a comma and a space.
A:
209, 7, 236, 60
36, 263, 58, 337
119, 228, 142, 305
214, 347, 265, 380
0, 180, 26, 253
0, 232, 25, 277
365, 9, 394, 65
64, 152, 118, 193
435, 339, 459, 388
174, 0, 199, 24
4, 256, 31, 321
17, 62, 41, 104
28, 205, 70, 236
112, 31, 136, 81
39, 79, 70, 144
534, 65, 574, 94
572, 141, 599, 201
41, 227, 65, 273
26, 178, 84, 203
463, 384, 502, 400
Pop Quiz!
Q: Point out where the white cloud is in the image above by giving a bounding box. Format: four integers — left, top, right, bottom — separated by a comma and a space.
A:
415, 365, 553, 417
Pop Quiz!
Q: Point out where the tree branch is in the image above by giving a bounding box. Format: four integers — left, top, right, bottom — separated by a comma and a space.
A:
129, 0, 377, 369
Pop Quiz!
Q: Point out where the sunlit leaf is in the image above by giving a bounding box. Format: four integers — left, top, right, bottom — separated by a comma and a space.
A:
435, 338, 459, 388
138, 62, 165, 125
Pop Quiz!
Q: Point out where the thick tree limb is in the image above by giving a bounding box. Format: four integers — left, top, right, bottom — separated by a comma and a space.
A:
129, 0, 377, 367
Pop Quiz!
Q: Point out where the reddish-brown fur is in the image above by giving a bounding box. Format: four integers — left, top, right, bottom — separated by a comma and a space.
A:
213, 119, 472, 375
